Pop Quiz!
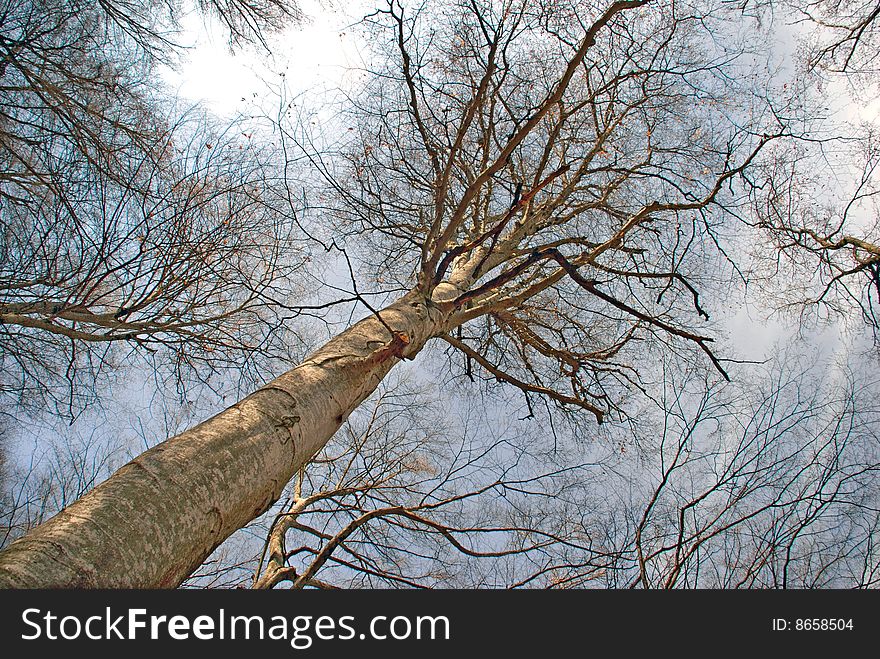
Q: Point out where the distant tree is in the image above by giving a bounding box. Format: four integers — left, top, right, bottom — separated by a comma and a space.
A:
727, 1, 880, 334
0, 422, 125, 549
796, 0, 880, 73
0, 0, 307, 418
591, 357, 880, 588
747, 132, 880, 334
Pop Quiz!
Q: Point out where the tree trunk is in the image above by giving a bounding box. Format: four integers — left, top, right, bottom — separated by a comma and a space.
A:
0, 290, 450, 587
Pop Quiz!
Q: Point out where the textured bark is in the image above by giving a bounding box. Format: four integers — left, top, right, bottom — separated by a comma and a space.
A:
0, 291, 451, 587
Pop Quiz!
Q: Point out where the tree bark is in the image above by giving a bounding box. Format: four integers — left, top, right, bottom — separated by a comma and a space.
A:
0, 290, 450, 587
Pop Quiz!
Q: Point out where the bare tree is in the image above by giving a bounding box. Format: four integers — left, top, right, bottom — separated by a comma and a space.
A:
228, 379, 612, 589
186, 349, 880, 589
732, 1, 880, 74
0, 0, 817, 587
794, 0, 880, 73
198, 0, 304, 47
0, 424, 126, 549
0, 0, 313, 418
593, 356, 880, 588
726, 1, 880, 333
747, 130, 880, 334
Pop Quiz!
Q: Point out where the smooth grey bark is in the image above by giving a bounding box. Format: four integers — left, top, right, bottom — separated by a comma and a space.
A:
0, 291, 451, 587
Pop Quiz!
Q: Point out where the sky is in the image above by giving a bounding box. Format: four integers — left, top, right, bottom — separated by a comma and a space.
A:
159, 1, 366, 117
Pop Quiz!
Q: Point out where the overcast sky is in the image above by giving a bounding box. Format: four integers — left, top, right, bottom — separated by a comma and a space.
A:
160, 1, 366, 117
